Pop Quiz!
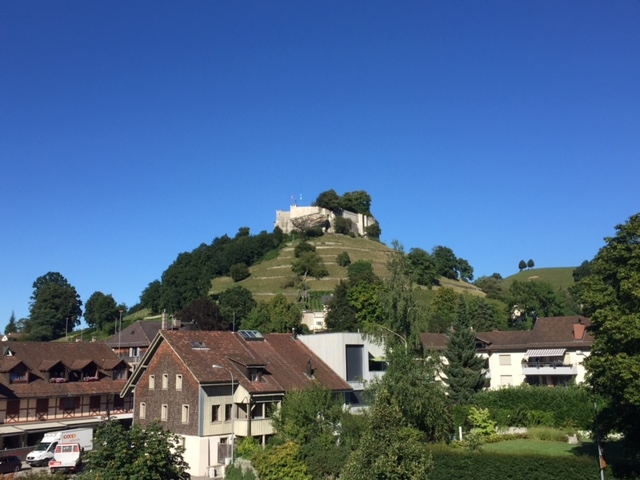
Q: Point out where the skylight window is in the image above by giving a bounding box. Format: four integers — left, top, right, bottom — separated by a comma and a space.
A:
190, 341, 208, 349
238, 330, 264, 341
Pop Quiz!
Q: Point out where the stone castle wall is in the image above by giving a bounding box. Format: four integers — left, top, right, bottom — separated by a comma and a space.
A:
274, 205, 375, 237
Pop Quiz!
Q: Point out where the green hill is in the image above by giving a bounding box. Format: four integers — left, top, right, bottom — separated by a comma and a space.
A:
210, 234, 483, 301
503, 267, 576, 290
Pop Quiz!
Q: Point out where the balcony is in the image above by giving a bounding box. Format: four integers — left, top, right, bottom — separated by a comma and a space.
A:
522, 361, 577, 376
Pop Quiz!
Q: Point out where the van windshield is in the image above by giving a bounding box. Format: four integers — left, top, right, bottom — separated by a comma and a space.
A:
34, 442, 52, 452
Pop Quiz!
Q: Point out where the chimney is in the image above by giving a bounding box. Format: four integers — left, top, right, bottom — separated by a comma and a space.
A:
291, 327, 297, 340
305, 358, 312, 378
573, 321, 586, 340
161, 310, 167, 330
172, 315, 180, 330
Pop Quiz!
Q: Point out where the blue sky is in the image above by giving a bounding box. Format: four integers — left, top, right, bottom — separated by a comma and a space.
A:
1, 1, 639, 329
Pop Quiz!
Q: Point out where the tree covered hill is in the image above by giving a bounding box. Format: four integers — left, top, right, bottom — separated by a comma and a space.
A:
210, 234, 484, 303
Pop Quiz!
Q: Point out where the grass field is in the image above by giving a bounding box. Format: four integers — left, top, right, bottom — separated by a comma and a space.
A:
483, 439, 579, 456
503, 267, 576, 290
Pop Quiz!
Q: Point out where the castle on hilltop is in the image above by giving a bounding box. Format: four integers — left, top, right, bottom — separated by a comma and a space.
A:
274, 205, 376, 237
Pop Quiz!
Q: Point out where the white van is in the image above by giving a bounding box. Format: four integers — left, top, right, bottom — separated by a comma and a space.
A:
26, 427, 93, 467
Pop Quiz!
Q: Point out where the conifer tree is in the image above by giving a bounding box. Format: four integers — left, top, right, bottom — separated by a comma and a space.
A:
442, 296, 486, 404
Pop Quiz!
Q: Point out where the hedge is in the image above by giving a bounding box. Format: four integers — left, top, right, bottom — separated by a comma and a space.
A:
428, 445, 614, 480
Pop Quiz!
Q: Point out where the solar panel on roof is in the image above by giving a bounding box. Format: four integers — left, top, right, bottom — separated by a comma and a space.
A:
238, 330, 264, 341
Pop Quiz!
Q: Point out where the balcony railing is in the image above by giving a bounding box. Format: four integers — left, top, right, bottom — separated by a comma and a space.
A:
522, 362, 577, 376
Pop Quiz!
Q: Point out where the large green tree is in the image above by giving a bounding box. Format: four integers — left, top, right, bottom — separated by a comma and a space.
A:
176, 297, 229, 331
27, 272, 83, 341
5, 311, 17, 335
406, 247, 438, 287
140, 280, 163, 314
442, 297, 486, 404
432, 246, 459, 280
79, 420, 189, 480
574, 213, 640, 448
84, 291, 119, 331
506, 279, 569, 328
241, 294, 303, 333
343, 386, 432, 480
218, 285, 257, 329
325, 281, 358, 332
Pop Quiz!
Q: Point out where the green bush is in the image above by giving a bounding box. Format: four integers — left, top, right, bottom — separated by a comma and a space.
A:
528, 427, 569, 442
427, 445, 607, 480
473, 385, 595, 429
230, 263, 251, 282
336, 251, 351, 267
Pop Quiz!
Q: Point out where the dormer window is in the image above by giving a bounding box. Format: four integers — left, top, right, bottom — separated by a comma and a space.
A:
9, 365, 28, 384
248, 368, 263, 382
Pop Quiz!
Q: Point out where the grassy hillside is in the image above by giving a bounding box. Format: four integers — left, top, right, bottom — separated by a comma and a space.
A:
503, 267, 576, 290
210, 234, 483, 301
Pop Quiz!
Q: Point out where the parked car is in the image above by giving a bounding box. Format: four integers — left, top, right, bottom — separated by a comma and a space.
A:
0, 455, 22, 473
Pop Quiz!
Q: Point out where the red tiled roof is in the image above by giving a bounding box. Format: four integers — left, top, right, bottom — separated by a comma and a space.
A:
158, 330, 351, 394
105, 321, 165, 348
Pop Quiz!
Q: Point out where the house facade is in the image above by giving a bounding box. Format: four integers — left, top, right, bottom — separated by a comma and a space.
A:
122, 329, 351, 478
0, 342, 132, 453
421, 316, 593, 389
298, 332, 386, 409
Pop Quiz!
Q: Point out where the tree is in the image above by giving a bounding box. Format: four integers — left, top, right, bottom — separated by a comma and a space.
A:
140, 280, 163, 314
527, 259, 535, 269
294, 241, 316, 258
84, 292, 119, 332
339, 190, 372, 215
347, 260, 378, 285
252, 442, 311, 480
442, 297, 486, 404
230, 263, 251, 282
79, 420, 189, 480
432, 246, 459, 280
176, 297, 229, 331
336, 251, 351, 267
342, 387, 432, 480
291, 251, 329, 279
218, 285, 256, 328
27, 272, 83, 341
5, 311, 17, 335
474, 275, 504, 299
364, 221, 381, 240
271, 384, 344, 446
506, 280, 568, 327
467, 296, 508, 332
457, 257, 474, 282
367, 346, 451, 442
333, 216, 353, 235
518, 259, 527, 271
325, 281, 359, 332
406, 248, 437, 287
314, 189, 341, 211
574, 213, 640, 449
427, 287, 458, 333
241, 294, 302, 333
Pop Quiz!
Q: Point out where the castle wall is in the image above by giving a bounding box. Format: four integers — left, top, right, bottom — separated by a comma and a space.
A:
274, 205, 375, 237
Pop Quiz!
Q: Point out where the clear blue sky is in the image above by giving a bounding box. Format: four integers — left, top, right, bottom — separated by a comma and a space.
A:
1, 1, 639, 329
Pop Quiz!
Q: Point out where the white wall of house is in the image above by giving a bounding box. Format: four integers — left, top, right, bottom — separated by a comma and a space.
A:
298, 332, 385, 391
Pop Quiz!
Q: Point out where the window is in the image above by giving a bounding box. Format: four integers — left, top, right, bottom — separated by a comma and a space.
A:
114, 367, 126, 380
176, 374, 183, 391
225, 404, 233, 422
129, 347, 140, 358
9, 365, 27, 383
162, 374, 169, 390
500, 375, 513, 386
346, 345, 364, 381
211, 405, 220, 422
6, 400, 20, 416
113, 395, 125, 409
149, 375, 155, 390
161, 404, 168, 421
499, 354, 511, 366
251, 404, 265, 420
36, 398, 49, 416
89, 395, 101, 411
59, 397, 80, 411
182, 405, 189, 424
139, 402, 146, 419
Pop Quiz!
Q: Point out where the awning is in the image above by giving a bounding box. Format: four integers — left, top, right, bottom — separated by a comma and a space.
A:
18, 421, 65, 432
525, 348, 566, 357
0, 426, 23, 435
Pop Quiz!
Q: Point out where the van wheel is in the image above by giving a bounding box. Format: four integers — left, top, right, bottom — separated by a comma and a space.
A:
14, 465, 20, 472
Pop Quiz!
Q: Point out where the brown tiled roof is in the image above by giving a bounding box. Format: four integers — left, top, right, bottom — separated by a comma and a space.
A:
158, 330, 352, 394
0, 357, 24, 373
105, 321, 164, 348
420, 316, 593, 353
0, 341, 128, 399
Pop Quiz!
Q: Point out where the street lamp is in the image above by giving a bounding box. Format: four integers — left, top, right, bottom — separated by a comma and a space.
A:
212, 364, 235, 464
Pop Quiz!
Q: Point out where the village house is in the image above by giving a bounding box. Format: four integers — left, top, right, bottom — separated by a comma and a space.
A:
121, 329, 351, 478
0, 341, 132, 453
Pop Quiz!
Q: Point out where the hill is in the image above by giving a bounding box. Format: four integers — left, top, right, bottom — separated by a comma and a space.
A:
210, 234, 483, 301
503, 267, 576, 290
